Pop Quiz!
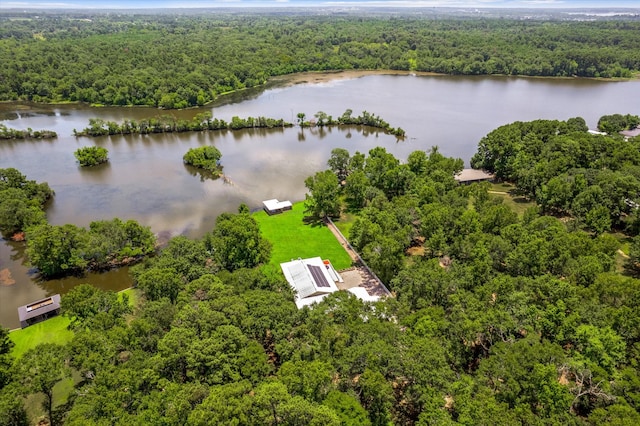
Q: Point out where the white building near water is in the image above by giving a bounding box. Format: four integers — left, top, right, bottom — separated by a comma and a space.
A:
281, 257, 383, 308
263, 199, 292, 215
280, 257, 344, 309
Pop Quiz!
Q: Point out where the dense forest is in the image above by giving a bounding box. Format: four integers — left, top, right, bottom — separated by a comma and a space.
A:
2, 116, 640, 424
470, 115, 640, 235
1, 12, 639, 108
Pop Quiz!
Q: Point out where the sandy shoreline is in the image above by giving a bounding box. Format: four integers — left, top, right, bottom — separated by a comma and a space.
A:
268, 69, 640, 88
1, 69, 636, 112
268, 69, 444, 87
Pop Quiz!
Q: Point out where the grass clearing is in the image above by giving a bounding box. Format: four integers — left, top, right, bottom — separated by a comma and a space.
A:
254, 202, 353, 270
9, 315, 72, 360
119, 287, 139, 307
335, 211, 358, 240
490, 192, 536, 216
487, 181, 536, 216
488, 181, 517, 193
25, 368, 82, 423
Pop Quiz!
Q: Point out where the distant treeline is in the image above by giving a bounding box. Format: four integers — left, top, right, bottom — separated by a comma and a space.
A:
1, 13, 638, 108
0, 124, 57, 140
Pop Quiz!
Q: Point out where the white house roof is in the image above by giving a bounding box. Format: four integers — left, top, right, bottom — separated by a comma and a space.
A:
281, 257, 340, 309
263, 199, 292, 211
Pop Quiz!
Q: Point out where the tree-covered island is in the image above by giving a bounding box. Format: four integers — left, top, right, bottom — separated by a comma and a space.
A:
183, 146, 223, 175
73, 110, 405, 138
74, 146, 109, 167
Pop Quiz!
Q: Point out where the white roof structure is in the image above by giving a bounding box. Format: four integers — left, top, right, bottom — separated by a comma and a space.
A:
263, 199, 292, 212
588, 129, 607, 136
347, 287, 381, 303
281, 257, 341, 309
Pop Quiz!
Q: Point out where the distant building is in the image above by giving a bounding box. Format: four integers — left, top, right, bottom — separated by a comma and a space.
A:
621, 127, 640, 139
17, 294, 61, 328
454, 169, 495, 184
588, 129, 607, 136
263, 199, 293, 215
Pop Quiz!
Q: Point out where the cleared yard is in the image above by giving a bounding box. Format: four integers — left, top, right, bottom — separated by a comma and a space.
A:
254, 202, 353, 270
488, 182, 535, 216
9, 315, 72, 359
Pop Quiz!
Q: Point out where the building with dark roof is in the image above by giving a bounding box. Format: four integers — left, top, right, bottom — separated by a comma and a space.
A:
17, 294, 61, 328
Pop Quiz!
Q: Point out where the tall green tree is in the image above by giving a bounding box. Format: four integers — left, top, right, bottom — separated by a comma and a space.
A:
304, 170, 341, 220
206, 211, 271, 271
328, 148, 351, 182
25, 223, 88, 277
19, 344, 70, 426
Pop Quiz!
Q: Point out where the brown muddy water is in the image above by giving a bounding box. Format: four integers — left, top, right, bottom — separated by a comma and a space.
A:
1, 73, 639, 329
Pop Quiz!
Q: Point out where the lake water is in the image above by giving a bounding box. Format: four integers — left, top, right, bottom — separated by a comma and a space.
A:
1, 73, 639, 329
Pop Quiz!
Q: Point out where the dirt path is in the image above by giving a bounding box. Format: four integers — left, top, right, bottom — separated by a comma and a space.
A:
324, 219, 360, 263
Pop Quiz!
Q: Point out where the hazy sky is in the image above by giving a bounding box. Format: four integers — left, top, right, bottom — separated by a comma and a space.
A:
1, 0, 638, 9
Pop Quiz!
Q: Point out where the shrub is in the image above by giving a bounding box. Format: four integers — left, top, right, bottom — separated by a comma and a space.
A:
74, 146, 109, 167
183, 146, 222, 173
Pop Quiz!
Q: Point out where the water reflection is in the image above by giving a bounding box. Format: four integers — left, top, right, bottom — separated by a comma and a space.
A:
183, 163, 223, 182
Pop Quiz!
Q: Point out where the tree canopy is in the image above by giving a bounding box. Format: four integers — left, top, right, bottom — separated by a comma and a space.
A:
26, 218, 156, 277
183, 146, 222, 174
74, 146, 109, 167
1, 12, 638, 108
470, 114, 640, 234
0, 168, 52, 237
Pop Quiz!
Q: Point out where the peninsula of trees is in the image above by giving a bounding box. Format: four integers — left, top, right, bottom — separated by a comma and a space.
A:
1, 12, 639, 108
73, 113, 291, 137
0, 124, 57, 140
73, 110, 405, 138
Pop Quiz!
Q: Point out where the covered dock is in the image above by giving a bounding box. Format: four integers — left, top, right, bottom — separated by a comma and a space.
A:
17, 294, 61, 328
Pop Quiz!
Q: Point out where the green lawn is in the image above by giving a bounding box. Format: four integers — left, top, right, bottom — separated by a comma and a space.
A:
254, 202, 353, 270
119, 287, 139, 307
334, 211, 357, 241
486, 182, 536, 216
9, 315, 72, 360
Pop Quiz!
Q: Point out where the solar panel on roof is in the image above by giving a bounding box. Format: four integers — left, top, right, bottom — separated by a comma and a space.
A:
307, 264, 331, 288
